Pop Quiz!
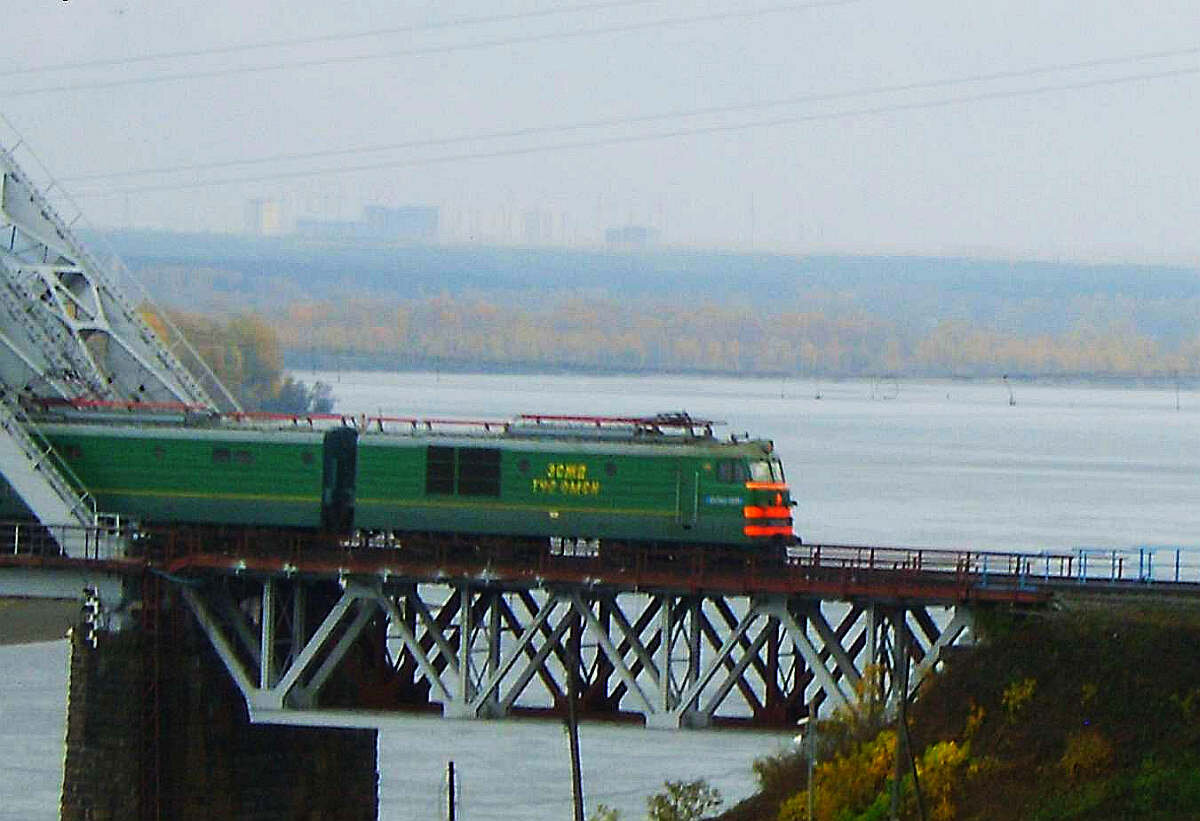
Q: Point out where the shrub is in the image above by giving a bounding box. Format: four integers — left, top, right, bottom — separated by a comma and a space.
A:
1059, 729, 1113, 783
647, 779, 722, 821
1001, 677, 1037, 721
777, 731, 895, 821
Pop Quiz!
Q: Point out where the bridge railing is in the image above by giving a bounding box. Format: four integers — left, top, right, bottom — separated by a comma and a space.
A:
1, 520, 132, 562
9, 522, 1198, 595
799, 543, 1200, 588
129, 528, 1200, 598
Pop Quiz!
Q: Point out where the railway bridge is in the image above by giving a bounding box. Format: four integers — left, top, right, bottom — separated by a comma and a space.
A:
3, 122, 1196, 735
4, 524, 1197, 732
2, 125, 1199, 819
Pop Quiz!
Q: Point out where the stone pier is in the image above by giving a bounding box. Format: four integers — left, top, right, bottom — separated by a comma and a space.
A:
60, 613, 379, 820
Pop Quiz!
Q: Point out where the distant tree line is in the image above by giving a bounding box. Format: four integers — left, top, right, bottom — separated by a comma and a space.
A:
265, 295, 1200, 379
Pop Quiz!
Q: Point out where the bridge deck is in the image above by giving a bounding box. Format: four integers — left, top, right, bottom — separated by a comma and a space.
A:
4, 524, 1199, 603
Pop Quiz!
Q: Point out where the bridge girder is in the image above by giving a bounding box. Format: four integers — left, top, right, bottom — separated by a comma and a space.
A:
178, 572, 973, 730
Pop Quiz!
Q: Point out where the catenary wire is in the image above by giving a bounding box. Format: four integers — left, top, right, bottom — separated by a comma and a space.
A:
69, 63, 1200, 198
0, 0, 668, 78
0, 0, 867, 99
57, 42, 1200, 184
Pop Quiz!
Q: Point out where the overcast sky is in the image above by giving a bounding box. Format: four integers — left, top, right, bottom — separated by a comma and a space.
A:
4, 0, 1200, 261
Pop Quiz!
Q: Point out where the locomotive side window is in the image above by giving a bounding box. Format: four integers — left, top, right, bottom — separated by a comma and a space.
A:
425, 446, 455, 494
425, 446, 502, 496
212, 448, 255, 466
458, 448, 501, 497
718, 461, 749, 483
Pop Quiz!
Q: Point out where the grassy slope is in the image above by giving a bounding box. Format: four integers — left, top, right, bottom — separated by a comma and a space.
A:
718, 600, 1200, 820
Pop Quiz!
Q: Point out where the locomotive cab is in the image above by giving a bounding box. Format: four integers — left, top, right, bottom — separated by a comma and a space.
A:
742, 457, 795, 542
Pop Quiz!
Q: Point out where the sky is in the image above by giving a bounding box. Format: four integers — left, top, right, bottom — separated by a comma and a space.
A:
4, 0, 1200, 262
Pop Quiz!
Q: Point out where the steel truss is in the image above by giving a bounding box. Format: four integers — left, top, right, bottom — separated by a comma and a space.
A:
0, 128, 239, 548
181, 573, 973, 729
0, 135, 237, 411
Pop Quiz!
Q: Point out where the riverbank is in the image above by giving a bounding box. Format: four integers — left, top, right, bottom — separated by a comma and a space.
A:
716, 600, 1200, 820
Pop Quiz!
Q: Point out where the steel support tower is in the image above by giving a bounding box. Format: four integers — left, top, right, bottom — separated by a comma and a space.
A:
0, 122, 239, 549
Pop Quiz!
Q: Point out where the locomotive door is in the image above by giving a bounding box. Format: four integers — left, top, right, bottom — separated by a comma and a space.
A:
321, 427, 358, 533
676, 463, 699, 529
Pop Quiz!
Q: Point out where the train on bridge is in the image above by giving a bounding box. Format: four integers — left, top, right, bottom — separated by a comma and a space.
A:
2, 404, 796, 556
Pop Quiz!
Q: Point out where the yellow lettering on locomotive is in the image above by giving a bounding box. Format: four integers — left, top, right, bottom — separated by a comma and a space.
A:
546, 462, 588, 480
534, 468, 600, 496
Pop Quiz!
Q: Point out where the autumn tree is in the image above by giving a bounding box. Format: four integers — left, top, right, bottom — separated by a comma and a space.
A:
646, 779, 722, 821
144, 307, 332, 413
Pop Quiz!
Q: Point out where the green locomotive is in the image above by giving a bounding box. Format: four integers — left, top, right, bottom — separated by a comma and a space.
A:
10, 409, 795, 551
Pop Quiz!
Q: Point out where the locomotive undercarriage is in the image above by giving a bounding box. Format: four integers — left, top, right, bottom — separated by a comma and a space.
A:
133, 523, 792, 569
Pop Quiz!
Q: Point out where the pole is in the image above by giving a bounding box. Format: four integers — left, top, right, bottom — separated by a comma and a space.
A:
890, 616, 903, 821
447, 760, 456, 821
567, 612, 585, 821
890, 612, 926, 821
806, 700, 816, 820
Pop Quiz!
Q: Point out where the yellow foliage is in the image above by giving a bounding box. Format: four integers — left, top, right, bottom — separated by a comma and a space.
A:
964, 700, 986, 740
917, 740, 970, 821
777, 731, 895, 821
1059, 729, 1113, 783
1002, 677, 1037, 721
166, 311, 292, 410
775, 731, 974, 821
152, 291, 1200, 379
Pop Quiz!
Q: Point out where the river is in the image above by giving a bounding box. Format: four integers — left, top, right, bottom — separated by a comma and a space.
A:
2, 373, 1197, 819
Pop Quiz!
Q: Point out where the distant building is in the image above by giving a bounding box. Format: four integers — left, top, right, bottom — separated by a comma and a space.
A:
363, 205, 439, 242
293, 218, 373, 242
294, 205, 439, 244
244, 198, 283, 236
605, 224, 659, 248
522, 210, 542, 245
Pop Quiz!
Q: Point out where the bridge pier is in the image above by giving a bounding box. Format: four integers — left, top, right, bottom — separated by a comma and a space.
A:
60, 602, 379, 821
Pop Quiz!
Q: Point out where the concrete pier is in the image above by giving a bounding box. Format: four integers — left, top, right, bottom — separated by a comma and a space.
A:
61, 618, 379, 821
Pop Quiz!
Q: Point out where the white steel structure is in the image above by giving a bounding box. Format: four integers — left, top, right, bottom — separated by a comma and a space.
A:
183, 574, 973, 729
0, 122, 238, 547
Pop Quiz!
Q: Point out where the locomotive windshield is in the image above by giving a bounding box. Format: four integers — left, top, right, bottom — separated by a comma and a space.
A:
749, 460, 786, 483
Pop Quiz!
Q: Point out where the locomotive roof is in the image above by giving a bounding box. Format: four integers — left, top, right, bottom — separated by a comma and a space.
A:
32, 405, 778, 457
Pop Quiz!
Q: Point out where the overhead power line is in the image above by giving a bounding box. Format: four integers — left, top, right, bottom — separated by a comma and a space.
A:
0, 0, 666, 78
0, 0, 866, 98
69, 63, 1200, 198
59, 43, 1200, 184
